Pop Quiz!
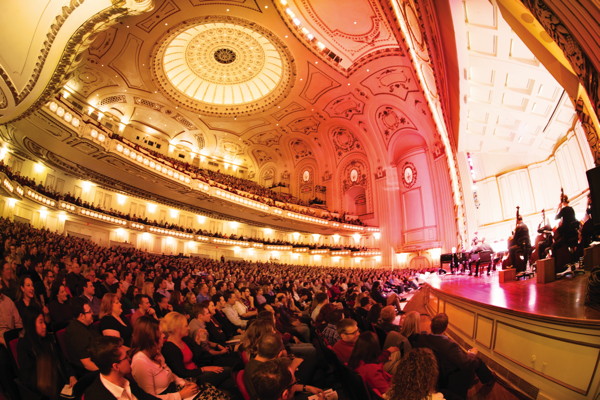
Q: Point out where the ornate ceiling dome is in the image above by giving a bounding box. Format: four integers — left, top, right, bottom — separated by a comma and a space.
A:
152, 16, 295, 117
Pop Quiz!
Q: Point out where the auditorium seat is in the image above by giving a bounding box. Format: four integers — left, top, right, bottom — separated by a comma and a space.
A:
234, 370, 251, 400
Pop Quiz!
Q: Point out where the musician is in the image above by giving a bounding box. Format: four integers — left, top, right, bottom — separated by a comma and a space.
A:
509, 216, 531, 273
470, 238, 494, 276
552, 194, 579, 271
577, 194, 594, 259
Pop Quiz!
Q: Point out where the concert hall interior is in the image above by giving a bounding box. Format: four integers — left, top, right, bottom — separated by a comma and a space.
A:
0, 1, 599, 400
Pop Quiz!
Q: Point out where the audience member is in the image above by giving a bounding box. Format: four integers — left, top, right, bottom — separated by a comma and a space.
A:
65, 297, 99, 377
17, 312, 77, 399
386, 348, 443, 400
332, 318, 360, 364
85, 335, 159, 400
99, 292, 133, 346
412, 313, 495, 400
130, 315, 199, 400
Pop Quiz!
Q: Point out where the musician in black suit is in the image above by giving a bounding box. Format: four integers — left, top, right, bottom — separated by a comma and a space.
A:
412, 313, 494, 400
84, 336, 160, 400
509, 216, 531, 273
553, 195, 580, 271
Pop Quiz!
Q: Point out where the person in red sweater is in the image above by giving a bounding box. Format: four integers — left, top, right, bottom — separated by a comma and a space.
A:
332, 318, 360, 364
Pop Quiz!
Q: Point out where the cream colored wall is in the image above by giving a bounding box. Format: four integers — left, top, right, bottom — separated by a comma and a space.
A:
463, 123, 594, 246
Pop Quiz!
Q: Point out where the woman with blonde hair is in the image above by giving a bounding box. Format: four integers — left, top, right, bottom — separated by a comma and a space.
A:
99, 292, 132, 346
130, 315, 199, 400
160, 312, 238, 397
400, 311, 421, 339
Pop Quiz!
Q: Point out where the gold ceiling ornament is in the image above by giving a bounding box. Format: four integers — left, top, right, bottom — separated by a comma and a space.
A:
152, 16, 295, 117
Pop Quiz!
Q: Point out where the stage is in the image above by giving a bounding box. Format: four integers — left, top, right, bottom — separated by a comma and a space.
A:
413, 271, 600, 399
422, 270, 600, 323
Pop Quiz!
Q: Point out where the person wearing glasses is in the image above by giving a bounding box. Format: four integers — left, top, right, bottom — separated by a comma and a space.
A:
85, 335, 161, 400
65, 297, 100, 377
332, 318, 360, 364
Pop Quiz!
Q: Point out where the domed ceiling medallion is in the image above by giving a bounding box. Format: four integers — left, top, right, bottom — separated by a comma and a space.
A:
152, 16, 295, 117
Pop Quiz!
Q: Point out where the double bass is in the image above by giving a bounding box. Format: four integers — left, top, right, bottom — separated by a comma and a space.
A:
530, 209, 552, 264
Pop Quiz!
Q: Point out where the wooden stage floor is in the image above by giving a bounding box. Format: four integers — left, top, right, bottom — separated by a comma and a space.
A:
423, 271, 600, 322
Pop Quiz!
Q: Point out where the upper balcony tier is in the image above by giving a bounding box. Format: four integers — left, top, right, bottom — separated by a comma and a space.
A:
8, 96, 379, 235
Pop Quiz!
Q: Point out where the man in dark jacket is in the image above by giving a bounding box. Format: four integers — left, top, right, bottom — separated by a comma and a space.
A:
413, 313, 495, 400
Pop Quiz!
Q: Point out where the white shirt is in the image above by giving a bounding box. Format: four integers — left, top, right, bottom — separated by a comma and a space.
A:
222, 304, 247, 328
232, 300, 248, 317
100, 374, 137, 400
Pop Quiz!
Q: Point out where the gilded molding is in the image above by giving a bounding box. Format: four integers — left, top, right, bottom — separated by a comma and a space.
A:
521, 0, 599, 122
2, 1, 153, 124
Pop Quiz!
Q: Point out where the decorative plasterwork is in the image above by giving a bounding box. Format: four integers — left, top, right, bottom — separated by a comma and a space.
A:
520, 0, 599, 121
278, 0, 399, 72
252, 149, 273, 167
0, 1, 151, 124
288, 117, 320, 135
376, 105, 417, 147
250, 130, 281, 147
289, 139, 313, 162
271, 102, 305, 120
152, 16, 295, 117
361, 66, 419, 99
342, 159, 369, 192
324, 94, 364, 120
137, 0, 181, 33
299, 63, 341, 103
330, 127, 362, 160
220, 140, 244, 157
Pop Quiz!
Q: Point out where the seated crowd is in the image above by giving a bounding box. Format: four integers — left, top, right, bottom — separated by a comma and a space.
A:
108, 134, 364, 226
0, 160, 367, 252
0, 218, 493, 400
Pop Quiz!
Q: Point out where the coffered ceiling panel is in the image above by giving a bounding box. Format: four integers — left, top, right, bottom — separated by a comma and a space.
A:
458, 0, 578, 177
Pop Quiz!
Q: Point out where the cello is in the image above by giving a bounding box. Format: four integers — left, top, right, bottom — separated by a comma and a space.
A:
530, 209, 552, 264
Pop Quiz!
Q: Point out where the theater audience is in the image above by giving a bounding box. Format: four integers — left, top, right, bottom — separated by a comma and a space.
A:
332, 318, 360, 364
249, 358, 294, 400
85, 336, 159, 400
386, 348, 444, 400
0, 218, 483, 400
412, 313, 495, 400
47, 283, 73, 331
65, 298, 99, 377
160, 312, 236, 397
131, 294, 158, 326
99, 292, 132, 346
348, 331, 399, 395
15, 275, 44, 325
244, 332, 322, 399
80, 278, 101, 318
17, 312, 77, 399
131, 315, 199, 400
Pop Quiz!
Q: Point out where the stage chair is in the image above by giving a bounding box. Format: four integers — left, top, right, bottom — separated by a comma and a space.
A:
473, 251, 493, 276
